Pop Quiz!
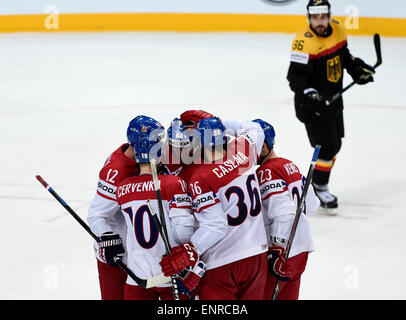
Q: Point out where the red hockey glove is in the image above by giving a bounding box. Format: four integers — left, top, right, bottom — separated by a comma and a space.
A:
180, 110, 214, 129
267, 246, 291, 282
160, 242, 199, 276
176, 260, 206, 292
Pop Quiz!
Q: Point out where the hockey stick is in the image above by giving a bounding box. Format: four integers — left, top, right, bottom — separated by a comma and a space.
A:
35, 175, 170, 289
271, 145, 321, 300
147, 200, 193, 300
325, 33, 382, 106
149, 158, 180, 300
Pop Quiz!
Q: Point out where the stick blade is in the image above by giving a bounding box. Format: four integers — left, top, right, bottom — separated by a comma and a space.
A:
146, 273, 171, 289
374, 33, 382, 67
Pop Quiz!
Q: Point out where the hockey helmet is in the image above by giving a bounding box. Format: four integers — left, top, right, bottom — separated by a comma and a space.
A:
127, 115, 165, 163
253, 119, 276, 149
167, 118, 191, 148
307, 0, 331, 19
195, 117, 227, 148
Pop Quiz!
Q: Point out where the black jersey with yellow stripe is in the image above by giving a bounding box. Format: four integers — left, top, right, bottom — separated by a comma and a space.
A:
287, 20, 356, 111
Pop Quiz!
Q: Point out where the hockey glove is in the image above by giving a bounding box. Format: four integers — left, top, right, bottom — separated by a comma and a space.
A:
180, 110, 214, 129
267, 246, 291, 282
303, 88, 326, 115
97, 232, 125, 267
349, 57, 375, 85
176, 260, 206, 293
160, 242, 199, 276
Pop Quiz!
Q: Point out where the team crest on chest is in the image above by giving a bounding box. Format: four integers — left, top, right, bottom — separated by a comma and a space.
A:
327, 55, 342, 83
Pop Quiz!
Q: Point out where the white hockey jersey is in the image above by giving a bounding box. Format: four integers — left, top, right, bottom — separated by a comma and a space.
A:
256, 157, 320, 258
188, 121, 268, 270
116, 174, 195, 286
87, 143, 139, 263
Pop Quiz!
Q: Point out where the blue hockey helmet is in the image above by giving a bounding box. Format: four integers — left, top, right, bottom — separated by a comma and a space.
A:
126, 115, 165, 163
167, 118, 191, 148
253, 119, 276, 149
195, 117, 227, 148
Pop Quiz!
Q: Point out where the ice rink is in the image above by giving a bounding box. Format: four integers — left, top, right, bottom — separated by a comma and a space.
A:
1, 31, 405, 300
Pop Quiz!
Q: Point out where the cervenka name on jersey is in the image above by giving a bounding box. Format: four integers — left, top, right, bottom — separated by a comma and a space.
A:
116, 179, 157, 198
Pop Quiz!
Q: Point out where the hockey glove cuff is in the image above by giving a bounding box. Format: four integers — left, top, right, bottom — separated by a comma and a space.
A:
97, 232, 125, 267
176, 260, 206, 292
267, 246, 291, 282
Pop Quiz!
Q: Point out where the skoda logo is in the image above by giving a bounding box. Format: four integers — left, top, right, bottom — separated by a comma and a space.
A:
262, 0, 297, 5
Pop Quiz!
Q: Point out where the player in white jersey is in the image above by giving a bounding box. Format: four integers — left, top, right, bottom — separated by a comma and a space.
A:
115, 115, 201, 300
159, 117, 269, 300
253, 119, 320, 300
87, 119, 140, 300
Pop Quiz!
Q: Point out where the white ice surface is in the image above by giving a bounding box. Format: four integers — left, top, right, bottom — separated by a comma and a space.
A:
0, 32, 405, 300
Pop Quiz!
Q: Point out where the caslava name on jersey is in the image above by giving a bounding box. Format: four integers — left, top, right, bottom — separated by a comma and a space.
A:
212, 151, 249, 178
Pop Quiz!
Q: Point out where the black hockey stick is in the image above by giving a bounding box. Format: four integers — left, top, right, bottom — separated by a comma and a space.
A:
149, 159, 180, 300
147, 199, 193, 301
325, 33, 382, 106
35, 175, 170, 289
271, 145, 321, 300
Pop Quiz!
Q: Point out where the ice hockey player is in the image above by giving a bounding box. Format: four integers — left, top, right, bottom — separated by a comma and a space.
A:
159, 117, 269, 300
253, 119, 320, 300
115, 115, 202, 300
87, 117, 141, 300
287, 0, 375, 213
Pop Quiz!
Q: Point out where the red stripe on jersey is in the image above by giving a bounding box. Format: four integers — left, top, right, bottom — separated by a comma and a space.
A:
194, 197, 221, 214
309, 40, 347, 60
97, 191, 117, 201
315, 164, 333, 172
262, 188, 288, 201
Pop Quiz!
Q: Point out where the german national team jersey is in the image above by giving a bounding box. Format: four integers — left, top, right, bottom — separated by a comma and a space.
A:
116, 174, 195, 286
87, 143, 139, 263
287, 20, 355, 112
189, 133, 268, 270
256, 157, 320, 258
